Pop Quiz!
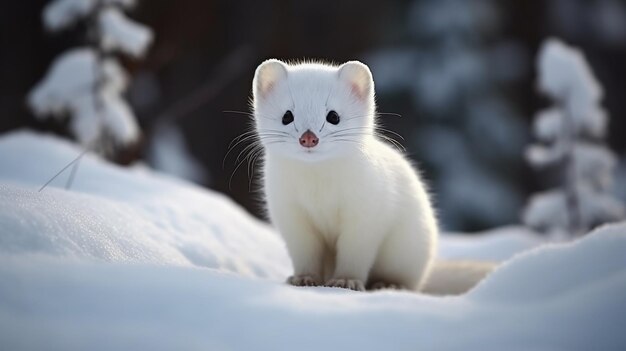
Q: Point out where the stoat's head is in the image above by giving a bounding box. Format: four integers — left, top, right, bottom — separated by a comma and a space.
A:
252, 59, 375, 162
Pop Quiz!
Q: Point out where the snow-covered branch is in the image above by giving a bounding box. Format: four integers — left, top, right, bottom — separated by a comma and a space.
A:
29, 0, 152, 149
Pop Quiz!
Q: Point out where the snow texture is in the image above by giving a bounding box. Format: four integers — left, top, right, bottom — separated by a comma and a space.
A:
0, 131, 287, 278
0, 130, 624, 350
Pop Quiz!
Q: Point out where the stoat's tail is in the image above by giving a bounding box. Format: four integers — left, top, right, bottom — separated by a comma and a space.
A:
421, 260, 496, 295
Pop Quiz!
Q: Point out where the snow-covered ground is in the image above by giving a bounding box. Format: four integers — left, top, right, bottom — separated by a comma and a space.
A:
0, 130, 625, 350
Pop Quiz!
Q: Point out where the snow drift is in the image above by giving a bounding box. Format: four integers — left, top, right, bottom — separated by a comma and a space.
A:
0, 130, 624, 350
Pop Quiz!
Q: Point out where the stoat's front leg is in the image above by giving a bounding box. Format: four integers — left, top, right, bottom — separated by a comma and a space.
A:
273, 205, 325, 287
325, 221, 385, 291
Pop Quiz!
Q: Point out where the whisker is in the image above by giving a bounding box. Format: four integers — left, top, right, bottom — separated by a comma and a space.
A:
247, 146, 263, 186
377, 112, 403, 118
224, 131, 289, 168
376, 132, 406, 152
375, 133, 406, 152
229, 143, 259, 190
234, 137, 280, 165
223, 110, 254, 117
326, 125, 404, 143
327, 132, 370, 138
325, 126, 373, 136
326, 127, 405, 152
227, 130, 257, 150
222, 110, 275, 121
230, 140, 271, 189
248, 148, 264, 190
375, 126, 405, 141
228, 139, 285, 191
258, 129, 292, 136
342, 112, 402, 122
223, 134, 261, 168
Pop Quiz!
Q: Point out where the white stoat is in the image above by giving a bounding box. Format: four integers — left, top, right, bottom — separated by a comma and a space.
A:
251, 59, 493, 293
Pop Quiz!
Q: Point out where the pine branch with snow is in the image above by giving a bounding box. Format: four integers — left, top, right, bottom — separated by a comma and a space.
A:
522, 38, 625, 237
28, 0, 153, 149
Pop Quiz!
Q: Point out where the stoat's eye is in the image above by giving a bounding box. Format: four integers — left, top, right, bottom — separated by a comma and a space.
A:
326, 110, 340, 125
282, 110, 294, 125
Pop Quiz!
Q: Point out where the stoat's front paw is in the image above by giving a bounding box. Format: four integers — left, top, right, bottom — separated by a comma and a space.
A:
287, 274, 321, 287
367, 281, 407, 291
325, 278, 365, 291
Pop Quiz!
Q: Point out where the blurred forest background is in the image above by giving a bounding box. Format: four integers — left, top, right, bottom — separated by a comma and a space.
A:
1, 0, 625, 232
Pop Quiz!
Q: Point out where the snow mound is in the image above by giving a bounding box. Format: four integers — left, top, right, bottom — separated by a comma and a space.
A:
0, 222, 624, 350
0, 130, 289, 279
0, 185, 188, 265
0, 130, 624, 350
470, 222, 626, 303
439, 226, 543, 261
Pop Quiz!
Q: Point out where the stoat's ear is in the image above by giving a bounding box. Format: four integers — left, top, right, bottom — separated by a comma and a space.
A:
338, 61, 374, 100
253, 59, 288, 99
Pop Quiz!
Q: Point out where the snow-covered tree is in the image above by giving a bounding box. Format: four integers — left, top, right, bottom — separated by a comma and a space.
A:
27, 0, 153, 150
523, 38, 625, 237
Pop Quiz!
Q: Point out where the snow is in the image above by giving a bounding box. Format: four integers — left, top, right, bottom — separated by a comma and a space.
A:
527, 142, 616, 190
439, 226, 543, 262
0, 130, 625, 350
533, 107, 607, 141
28, 49, 116, 116
0, 131, 288, 278
44, 0, 136, 31
28, 48, 139, 146
524, 38, 625, 234
33, 0, 152, 148
523, 186, 626, 236
98, 7, 153, 58
537, 38, 603, 125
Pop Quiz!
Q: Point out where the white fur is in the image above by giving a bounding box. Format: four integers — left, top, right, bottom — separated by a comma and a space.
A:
247, 59, 503, 294
252, 59, 438, 291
